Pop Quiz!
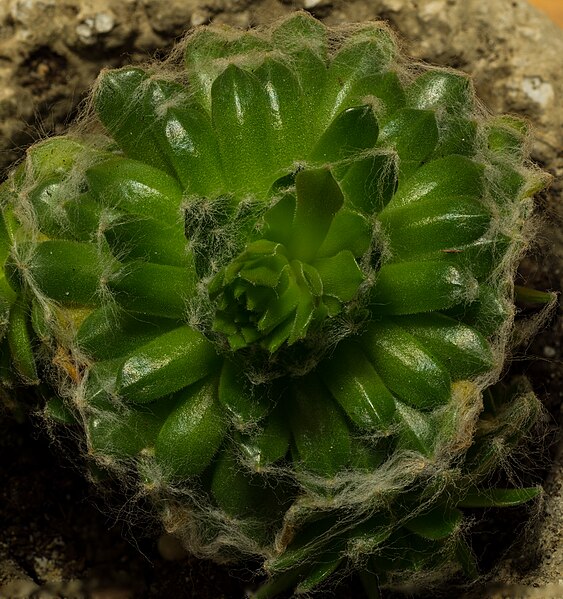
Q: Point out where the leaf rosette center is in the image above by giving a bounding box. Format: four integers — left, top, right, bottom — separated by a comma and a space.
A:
209, 169, 367, 353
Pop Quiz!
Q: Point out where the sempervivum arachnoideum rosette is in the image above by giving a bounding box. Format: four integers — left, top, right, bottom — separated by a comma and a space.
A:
0, 13, 549, 597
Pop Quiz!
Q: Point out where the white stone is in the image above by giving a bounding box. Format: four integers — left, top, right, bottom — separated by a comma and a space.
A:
94, 12, 115, 34
191, 10, 208, 27
76, 23, 93, 40
522, 76, 555, 108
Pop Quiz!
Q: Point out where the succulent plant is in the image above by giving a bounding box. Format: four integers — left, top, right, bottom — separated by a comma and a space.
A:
0, 12, 551, 597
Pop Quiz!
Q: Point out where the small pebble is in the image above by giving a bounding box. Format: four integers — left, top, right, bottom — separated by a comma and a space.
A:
94, 13, 115, 34
76, 20, 94, 41
157, 533, 188, 561
191, 10, 209, 26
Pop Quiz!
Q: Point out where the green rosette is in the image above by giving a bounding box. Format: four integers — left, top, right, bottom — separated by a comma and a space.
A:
0, 13, 548, 598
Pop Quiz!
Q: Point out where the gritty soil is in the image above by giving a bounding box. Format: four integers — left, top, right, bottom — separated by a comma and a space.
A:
0, 1, 561, 598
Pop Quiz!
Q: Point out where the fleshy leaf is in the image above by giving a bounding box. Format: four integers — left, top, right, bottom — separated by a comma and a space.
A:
321, 29, 395, 122
404, 504, 463, 539
143, 79, 224, 194
371, 261, 476, 314
88, 395, 173, 457
313, 250, 363, 302
319, 341, 396, 430
378, 108, 439, 163
10, 240, 116, 307
290, 376, 352, 476
110, 261, 196, 319
254, 58, 307, 167
211, 64, 275, 195
7, 297, 38, 383
458, 486, 542, 508
389, 155, 484, 209
310, 105, 379, 164
379, 195, 491, 262
116, 326, 220, 403
362, 321, 451, 410
287, 169, 344, 261
407, 70, 473, 115
218, 359, 270, 426
155, 377, 226, 478
185, 29, 271, 109
94, 68, 172, 173
395, 313, 494, 380
77, 306, 179, 361
393, 400, 439, 455
337, 153, 397, 215
316, 208, 373, 258
238, 404, 291, 470
86, 157, 184, 225
295, 554, 343, 594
